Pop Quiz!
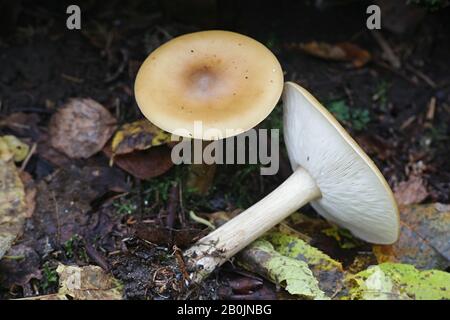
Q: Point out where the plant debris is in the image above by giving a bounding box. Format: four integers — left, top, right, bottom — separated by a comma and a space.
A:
111, 119, 172, 156
49, 98, 117, 159
373, 203, 450, 270
238, 239, 327, 299
103, 144, 174, 180
394, 175, 429, 206
0, 138, 27, 260
347, 263, 450, 300
287, 41, 371, 68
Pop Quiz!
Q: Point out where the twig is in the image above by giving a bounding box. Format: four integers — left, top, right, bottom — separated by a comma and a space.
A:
135, 177, 144, 219
165, 183, 179, 229
173, 245, 190, 284
51, 191, 61, 244
189, 211, 215, 230
104, 48, 129, 83
178, 183, 186, 227
405, 64, 437, 89
61, 73, 84, 83
373, 60, 418, 86
20, 142, 36, 171
84, 241, 110, 271
371, 31, 401, 69
426, 97, 436, 121
343, 85, 354, 106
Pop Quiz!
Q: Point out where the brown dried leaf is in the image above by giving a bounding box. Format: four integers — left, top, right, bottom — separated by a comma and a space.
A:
37, 132, 72, 167
0, 112, 40, 137
19, 171, 36, 218
186, 163, 216, 195
292, 41, 371, 68
134, 223, 206, 248
0, 244, 42, 287
56, 264, 122, 300
394, 175, 428, 206
373, 203, 450, 270
49, 98, 117, 159
103, 144, 173, 180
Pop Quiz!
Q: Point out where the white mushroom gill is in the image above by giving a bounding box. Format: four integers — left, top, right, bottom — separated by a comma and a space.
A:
283, 82, 399, 244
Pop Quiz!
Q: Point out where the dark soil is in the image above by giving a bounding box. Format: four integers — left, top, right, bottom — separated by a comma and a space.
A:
0, 0, 449, 299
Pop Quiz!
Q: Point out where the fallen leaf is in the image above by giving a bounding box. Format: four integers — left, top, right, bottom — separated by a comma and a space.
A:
347, 263, 450, 300
134, 223, 206, 248
0, 244, 42, 287
111, 119, 171, 156
335, 42, 372, 68
0, 148, 26, 260
238, 239, 328, 299
37, 132, 71, 167
23, 264, 122, 300
321, 226, 362, 249
264, 231, 344, 296
359, 266, 402, 300
49, 98, 117, 158
0, 135, 29, 162
186, 163, 216, 195
217, 273, 285, 300
289, 41, 371, 67
394, 175, 428, 206
279, 211, 366, 265
103, 144, 173, 180
227, 275, 263, 294
373, 203, 449, 270
19, 171, 36, 218
0, 112, 40, 138
56, 264, 122, 300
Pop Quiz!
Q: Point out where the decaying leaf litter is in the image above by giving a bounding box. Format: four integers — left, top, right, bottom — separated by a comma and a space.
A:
1, 2, 449, 300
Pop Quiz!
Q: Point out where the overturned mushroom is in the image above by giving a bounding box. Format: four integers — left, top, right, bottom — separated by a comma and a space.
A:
185, 82, 400, 282
134, 30, 284, 140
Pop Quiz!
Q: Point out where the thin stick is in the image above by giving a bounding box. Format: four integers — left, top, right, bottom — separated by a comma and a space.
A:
371, 31, 401, 69
20, 142, 36, 171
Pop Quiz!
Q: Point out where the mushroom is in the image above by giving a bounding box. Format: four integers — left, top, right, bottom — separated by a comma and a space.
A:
134, 30, 284, 140
185, 81, 400, 282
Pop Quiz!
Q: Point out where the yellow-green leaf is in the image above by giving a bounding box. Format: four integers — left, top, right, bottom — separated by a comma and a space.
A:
0, 154, 26, 260
238, 239, 328, 299
347, 263, 450, 300
111, 120, 171, 156
264, 231, 344, 296
0, 135, 29, 162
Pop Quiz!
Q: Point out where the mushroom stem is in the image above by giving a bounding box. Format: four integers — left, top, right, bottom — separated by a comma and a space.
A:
185, 166, 321, 283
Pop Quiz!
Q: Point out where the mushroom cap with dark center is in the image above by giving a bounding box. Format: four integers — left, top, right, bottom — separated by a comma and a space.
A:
283, 82, 399, 244
135, 30, 284, 140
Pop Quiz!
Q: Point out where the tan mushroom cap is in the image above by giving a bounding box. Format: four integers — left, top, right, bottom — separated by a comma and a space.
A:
134, 30, 284, 140
283, 82, 400, 244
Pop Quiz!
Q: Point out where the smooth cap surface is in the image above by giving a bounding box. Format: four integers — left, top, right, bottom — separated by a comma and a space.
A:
135, 30, 284, 140
283, 82, 399, 244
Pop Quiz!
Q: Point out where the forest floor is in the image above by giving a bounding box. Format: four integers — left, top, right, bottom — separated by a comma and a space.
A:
0, 1, 449, 300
